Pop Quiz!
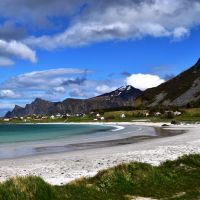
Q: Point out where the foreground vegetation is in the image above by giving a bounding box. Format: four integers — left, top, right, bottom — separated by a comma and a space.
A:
0, 154, 200, 200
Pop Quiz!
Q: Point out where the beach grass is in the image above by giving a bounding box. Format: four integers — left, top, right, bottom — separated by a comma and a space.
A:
0, 154, 199, 200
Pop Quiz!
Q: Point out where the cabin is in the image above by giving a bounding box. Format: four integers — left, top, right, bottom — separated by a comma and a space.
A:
120, 113, 126, 118
154, 112, 161, 117
56, 113, 62, 118
50, 115, 55, 119
174, 111, 182, 116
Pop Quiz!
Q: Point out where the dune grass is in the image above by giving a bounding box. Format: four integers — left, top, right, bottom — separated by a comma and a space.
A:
0, 154, 199, 200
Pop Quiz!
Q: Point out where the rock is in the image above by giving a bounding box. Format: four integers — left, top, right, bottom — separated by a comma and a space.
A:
162, 124, 169, 127
171, 120, 180, 125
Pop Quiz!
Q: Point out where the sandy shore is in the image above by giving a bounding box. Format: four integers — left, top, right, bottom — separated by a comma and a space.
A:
0, 122, 200, 185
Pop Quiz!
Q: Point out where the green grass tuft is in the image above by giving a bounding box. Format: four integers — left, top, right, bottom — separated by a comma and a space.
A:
0, 154, 200, 199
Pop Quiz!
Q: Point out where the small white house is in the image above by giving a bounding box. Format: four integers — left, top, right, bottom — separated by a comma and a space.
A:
56, 113, 62, 118
120, 113, 126, 118
96, 113, 100, 117
50, 115, 55, 119
93, 118, 98, 121
100, 117, 105, 120
42, 116, 48, 119
174, 111, 182, 116
154, 112, 161, 117
3, 118, 10, 122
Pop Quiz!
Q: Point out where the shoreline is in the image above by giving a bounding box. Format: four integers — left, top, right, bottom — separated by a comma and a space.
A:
0, 122, 199, 185
0, 123, 184, 160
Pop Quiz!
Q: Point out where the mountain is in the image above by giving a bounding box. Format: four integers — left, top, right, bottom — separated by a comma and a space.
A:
5, 59, 200, 118
135, 59, 200, 107
5, 85, 142, 118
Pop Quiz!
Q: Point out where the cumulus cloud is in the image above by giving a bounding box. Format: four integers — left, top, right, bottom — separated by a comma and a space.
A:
2, 68, 88, 90
69, 88, 89, 98
0, 68, 97, 103
172, 27, 190, 40
0, 0, 199, 60
96, 85, 117, 94
0, 67, 123, 104
0, 57, 14, 67
25, 0, 200, 49
52, 86, 65, 93
0, 89, 18, 98
125, 73, 165, 90
22, 68, 86, 79
0, 40, 37, 63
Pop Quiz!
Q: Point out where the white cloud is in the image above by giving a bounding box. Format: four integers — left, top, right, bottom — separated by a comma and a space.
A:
96, 85, 116, 94
126, 74, 165, 91
0, 68, 91, 102
0, 67, 124, 103
2, 68, 88, 90
23, 68, 86, 78
0, 40, 37, 63
0, 57, 14, 67
0, 89, 18, 98
53, 86, 65, 93
25, 0, 200, 49
172, 27, 190, 40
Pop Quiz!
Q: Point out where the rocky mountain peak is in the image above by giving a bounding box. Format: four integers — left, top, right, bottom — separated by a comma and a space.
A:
5, 85, 142, 118
13, 105, 23, 110
118, 85, 133, 91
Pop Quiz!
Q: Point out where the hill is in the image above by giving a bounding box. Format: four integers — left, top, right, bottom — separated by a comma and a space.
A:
5, 85, 142, 118
135, 59, 200, 107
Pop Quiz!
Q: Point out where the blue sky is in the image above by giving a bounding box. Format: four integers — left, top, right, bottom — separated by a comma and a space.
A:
0, 0, 200, 116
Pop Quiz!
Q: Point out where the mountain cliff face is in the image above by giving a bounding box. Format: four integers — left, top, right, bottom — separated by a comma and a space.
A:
135, 59, 200, 107
5, 85, 142, 118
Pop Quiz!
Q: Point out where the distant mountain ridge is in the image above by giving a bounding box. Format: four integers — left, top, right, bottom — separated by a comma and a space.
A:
5, 85, 142, 118
135, 58, 200, 107
5, 59, 200, 118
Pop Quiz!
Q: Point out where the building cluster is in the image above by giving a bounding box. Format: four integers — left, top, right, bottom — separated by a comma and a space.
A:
145, 110, 182, 117
1, 110, 182, 122
2, 113, 75, 122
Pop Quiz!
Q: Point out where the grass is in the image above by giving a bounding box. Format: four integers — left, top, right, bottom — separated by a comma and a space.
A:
171, 108, 200, 122
0, 154, 200, 200
2, 108, 200, 124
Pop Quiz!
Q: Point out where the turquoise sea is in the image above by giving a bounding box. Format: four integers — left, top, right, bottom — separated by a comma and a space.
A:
0, 124, 184, 159
0, 124, 112, 144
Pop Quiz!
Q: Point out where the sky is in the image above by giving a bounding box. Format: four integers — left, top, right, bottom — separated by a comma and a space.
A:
1, 0, 200, 116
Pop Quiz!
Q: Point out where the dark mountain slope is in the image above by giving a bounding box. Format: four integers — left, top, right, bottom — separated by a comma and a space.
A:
135, 59, 200, 107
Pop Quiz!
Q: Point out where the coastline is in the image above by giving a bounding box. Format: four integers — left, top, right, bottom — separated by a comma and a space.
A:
0, 122, 199, 185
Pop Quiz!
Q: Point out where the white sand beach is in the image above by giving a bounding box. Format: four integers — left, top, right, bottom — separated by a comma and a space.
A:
0, 122, 200, 185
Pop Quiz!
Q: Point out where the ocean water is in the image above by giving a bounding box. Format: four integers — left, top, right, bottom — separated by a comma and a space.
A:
0, 124, 184, 159
0, 124, 112, 144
